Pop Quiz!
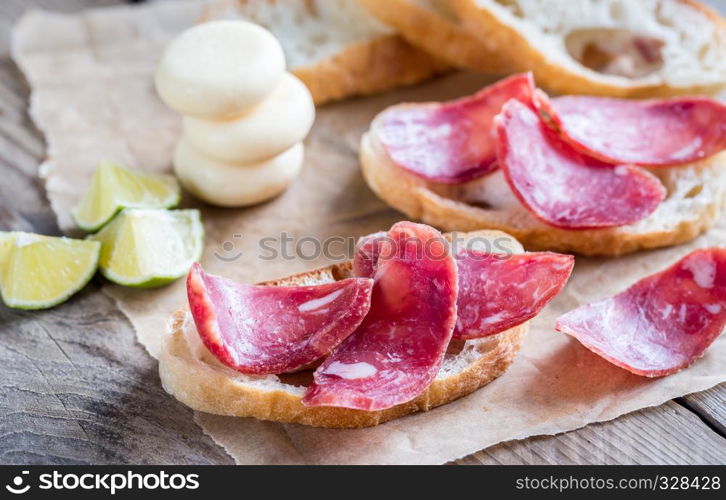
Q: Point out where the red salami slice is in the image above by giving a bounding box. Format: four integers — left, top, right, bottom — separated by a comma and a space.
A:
496, 99, 666, 229
377, 73, 535, 184
303, 222, 458, 410
537, 93, 726, 166
187, 263, 373, 375
352, 231, 386, 278
354, 233, 574, 339
556, 248, 726, 377
454, 250, 574, 339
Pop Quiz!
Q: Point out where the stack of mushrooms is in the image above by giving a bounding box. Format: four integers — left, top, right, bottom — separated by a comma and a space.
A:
155, 20, 315, 207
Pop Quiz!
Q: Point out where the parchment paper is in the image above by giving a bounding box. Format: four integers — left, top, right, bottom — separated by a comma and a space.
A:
12, 0, 726, 465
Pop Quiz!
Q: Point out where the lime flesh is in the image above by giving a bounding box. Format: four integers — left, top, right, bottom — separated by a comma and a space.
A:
0, 232, 100, 309
72, 161, 180, 232
88, 209, 203, 288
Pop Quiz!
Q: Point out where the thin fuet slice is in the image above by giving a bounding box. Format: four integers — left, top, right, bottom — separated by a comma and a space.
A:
352, 231, 386, 278
303, 222, 458, 410
0, 232, 100, 309
538, 94, 726, 166
376, 73, 535, 184
454, 250, 574, 339
354, 232, 574, 339
187, 263, 373, 375
72, 161, 181, 232
88, 209, 203, 288
556, 248, 726, 377
496, 99, 666, 229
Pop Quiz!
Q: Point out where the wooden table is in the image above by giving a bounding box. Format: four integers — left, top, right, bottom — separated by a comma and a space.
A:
0, 0, 724, 465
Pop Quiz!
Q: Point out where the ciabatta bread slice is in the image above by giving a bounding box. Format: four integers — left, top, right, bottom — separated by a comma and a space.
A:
202, 0, 449, 105
358, 0, 512, 72
360, 123, 726, 257
159, 230, 527, 428
452, 0, 726, 97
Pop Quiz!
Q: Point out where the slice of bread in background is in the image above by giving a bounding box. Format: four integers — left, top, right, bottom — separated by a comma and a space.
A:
159, 231, 528, 428
358, 0, 513, 72
202, 0, 449, 105
360, 126, 726, 257
452, 0, 726, 97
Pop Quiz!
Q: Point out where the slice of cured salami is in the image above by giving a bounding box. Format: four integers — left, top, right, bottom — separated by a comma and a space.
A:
352, 231, 386, 278
496, 99, 666, 229
187, 263, 373, 375
376, 73, 535, 184
354, 233, 574, 339
454, 250, 574, 339
537, 94, 726, 166
303, 222, 458, 410
556, 248, 726, 377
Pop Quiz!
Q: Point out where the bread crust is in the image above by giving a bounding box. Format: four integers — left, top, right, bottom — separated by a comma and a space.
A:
357, 0, 512, 73
360, 131, 726, 256
159, 231, 529, 428
452, 0, 726, 97
201, 0, 449, 105
161, 309, 526, 428
292, 33, 450, 106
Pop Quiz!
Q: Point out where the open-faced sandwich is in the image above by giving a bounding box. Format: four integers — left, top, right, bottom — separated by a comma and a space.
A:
159, 222, 574, 428
361, 73, 726, 256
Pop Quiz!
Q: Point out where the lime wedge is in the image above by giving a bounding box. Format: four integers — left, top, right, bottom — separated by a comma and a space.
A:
0, 232, 100, 309
88, 209, 204, 288
72, 161, 181, 232
0, 232, 14, 266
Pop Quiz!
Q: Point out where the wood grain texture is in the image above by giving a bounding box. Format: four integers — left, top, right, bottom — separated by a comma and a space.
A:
680, 387, 726, 436
0, 289, 234, 464
457, 401, 726, 465
0, 0, 723, 465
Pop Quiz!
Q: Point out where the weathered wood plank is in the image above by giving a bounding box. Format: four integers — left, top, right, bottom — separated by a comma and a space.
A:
680, 385, 726, 436
0, 287, 234, 464
457, 400, 726, 465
